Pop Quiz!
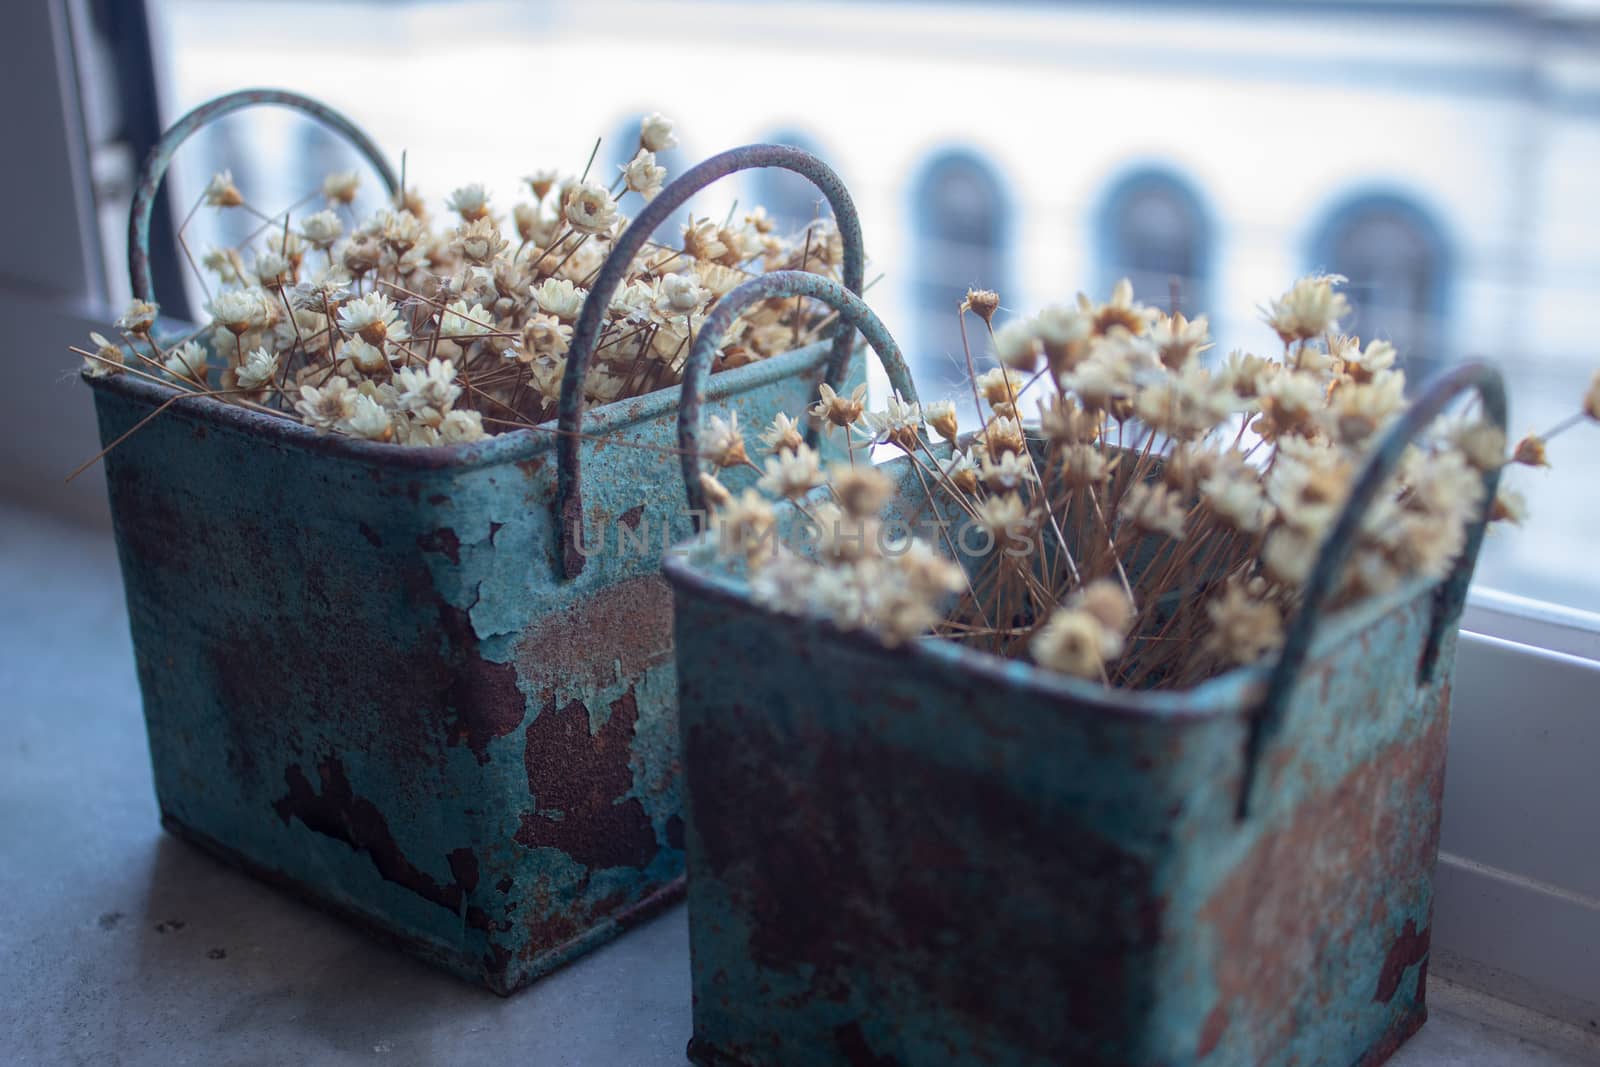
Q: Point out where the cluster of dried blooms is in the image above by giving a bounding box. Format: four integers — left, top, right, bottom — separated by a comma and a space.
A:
77, 113, 846, 446
701, 275, 1599, 688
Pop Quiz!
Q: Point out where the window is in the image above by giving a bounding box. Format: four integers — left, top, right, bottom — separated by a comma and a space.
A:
1096, 167, 1211, 318
13, 4, 1600, 1036
752, 127, 831, 236
1310, 191, 1452, 385
909, 148, 1011, 392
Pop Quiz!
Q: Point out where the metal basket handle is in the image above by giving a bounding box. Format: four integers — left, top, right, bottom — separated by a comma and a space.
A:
1237, 360, 1508, 819
555, 144, 865, 579
674, 270, 917, 514
129, 88, 401, 307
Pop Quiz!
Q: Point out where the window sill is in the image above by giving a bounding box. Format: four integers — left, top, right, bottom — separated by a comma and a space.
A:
4, 500, 1600, 1063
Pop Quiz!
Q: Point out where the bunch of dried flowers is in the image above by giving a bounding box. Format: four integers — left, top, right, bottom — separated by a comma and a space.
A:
701, 274, 1598, 689
76, 113, 848, 447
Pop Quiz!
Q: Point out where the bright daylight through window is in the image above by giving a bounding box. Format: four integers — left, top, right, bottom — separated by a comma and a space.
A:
105, 0, 1600, 617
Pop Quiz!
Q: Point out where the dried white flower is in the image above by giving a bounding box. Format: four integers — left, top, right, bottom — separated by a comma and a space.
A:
976, 367, 1028, 414
1201, 468, 1272, 534
940, 449, 979, 494
620, 149, 667, 201
340, 394, 392, 441
1264, 274, 1350, 343
757, 443, 825, 500
532, 278, 587, 321
759, 412, 806, 454
811, 382, 867, 435
857, 394, 923, 451
518, 313, 572, 361
295, 375, 359, 430
209, 289, 274, 335
234, 346, 279, 391
395, 358, 461, 416
116, 299, 160, 334
1203, 579, 1283, 666
1262, 525, 1316, 587
991, 319, 1041, 371
1341, 338, 1397, 382
1032, 609, 1114, 678
323, 171, 360, 204
203, 171, 243, 208
164, 340, 209, 385
338, 292, 407, 346
703, 412, 750, 469
80, 331, 124, 378
924, 400, 959, 442
640, 112, 678, 153
446, 183, 491, 221
439, 409, 487, 444
1123, 482, 1186, 540
979, 450, 1037, 492
1148, 312, 1212, 371
340, 337, 389, 374
564, 182, 619, 236
440, 300, 494, 339
300, 210, 343, 248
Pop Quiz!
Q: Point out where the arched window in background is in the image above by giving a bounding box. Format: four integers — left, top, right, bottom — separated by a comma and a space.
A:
1096, 167, 1211, 317
1311, 193, 1453, 384
911, 149, 1011, 391
755, 128, 830, 237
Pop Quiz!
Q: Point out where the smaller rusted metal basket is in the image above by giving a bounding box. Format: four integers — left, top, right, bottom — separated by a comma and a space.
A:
87, 89, 868, 993
662, 275, 1505, 1066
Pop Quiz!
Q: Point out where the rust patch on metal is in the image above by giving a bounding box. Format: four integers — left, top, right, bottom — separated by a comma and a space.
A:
272, 755, 488, 925
437, 603, 527, 763
357, 522, 383, 547
1198, 700, 1448, 1062
834, 1022, 902, 1067
511, 574, 675, 697
1375, 919, 1431, 1004
515, 689, 657, 869
618, 504, 646, 530
1196, 1001, 1230, 1058
685, 711, 1163, 1059
416, 526, 462, 564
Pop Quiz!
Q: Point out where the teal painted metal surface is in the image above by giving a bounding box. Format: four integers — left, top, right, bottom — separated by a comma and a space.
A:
92, 91, 867, 994
663, 274, 1505, 1065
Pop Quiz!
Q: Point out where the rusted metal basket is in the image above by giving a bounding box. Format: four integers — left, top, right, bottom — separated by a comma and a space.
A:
663, 273, 1506, 1065
86, 89, 867, 993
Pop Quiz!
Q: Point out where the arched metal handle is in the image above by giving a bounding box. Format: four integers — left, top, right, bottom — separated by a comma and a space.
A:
555, 144, 865, 579
1237, 361, 1508, 818
677, 271, 917, 514
129, 88, 400, 306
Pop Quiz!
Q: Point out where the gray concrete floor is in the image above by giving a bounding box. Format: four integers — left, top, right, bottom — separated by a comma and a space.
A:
3, 501, 1597, 1067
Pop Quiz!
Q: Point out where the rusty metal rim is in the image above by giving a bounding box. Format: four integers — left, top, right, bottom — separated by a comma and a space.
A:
129, 88, 401, 308
661, 548, 1437, 723
678, 271, 915, 515
83, 338, 833, 474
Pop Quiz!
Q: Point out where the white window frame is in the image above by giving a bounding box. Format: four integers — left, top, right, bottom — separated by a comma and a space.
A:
9, 0, 1598, 1030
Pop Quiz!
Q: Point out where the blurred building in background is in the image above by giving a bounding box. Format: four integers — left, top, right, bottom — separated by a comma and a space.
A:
84, 0, 1600, 610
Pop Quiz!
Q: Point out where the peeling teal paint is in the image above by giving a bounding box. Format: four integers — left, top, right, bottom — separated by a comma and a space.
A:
88, 335, 862, 995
